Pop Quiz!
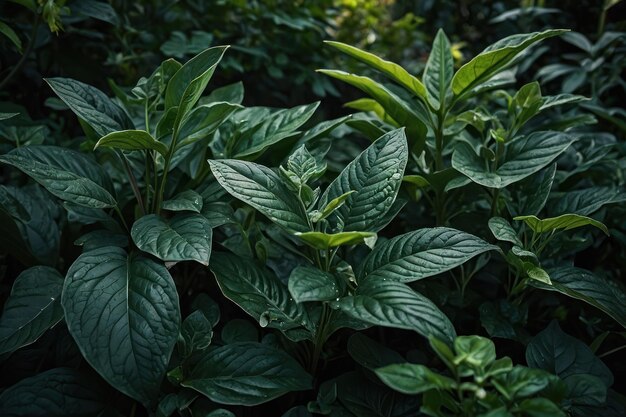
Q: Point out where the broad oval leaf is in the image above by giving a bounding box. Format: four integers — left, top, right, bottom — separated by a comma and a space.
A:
375, 363, 455, 395
95, 129, 169, 157
489, 217, 522, 246
161, 189, 204, 213
319, 128, 408, 232
360, 227, 498, 283
451, 30, 567, 97
452, 131, 575, 189
295, 231, 375, 250
131, 214, 212, 265
514, 213, 609, 235
209, 159, 309, 232
332, 279, 456, 343
210, 252, 310, 331
423, 29, 454, 109
182, 342, 312, 405
0, 266, 64, 355
0, 368, 115, 417
45, 77, 133, 136
288, 266, 340, 303
0, 146, 116, 208
62, 246, 180, 405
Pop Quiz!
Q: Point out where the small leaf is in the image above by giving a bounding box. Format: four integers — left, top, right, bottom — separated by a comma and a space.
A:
182, 342, 312, 405
162, 190, 204, 213
310, 190, 355, 223
489, 217, 522, 246
179, 310, 213, 357
95, 129, 169, 157
295, 231, 375, 250
514, 213, 609, 235
288, 266, 339, 303
131, 214, 212, 265
375, 363, 455, 394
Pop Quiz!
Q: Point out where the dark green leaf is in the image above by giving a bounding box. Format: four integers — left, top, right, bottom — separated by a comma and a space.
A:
95, 129, 169, 157
288, 266, 340, 303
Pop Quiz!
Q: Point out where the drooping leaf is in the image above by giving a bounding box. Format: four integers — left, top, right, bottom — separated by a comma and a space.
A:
182, 342, 312, 405
288, 266, 340, 303
318, 128, 408, 232
451, 30, 567, 97
332, 279, 456, 343
177, 101, 242, 149
209, 159, 309, 232
295, 231, 375, 250
423, 29, 454, 109
489, 217, 522, 246
62, 246, 180, 405
45, 77, 133, 136
549, 187, 626, 216
452, 131, 575, 189
131, 214, 212, 265
94, 129, 169, 157
0, 267, 64, 355
360, 228, 498, 283
514, 214, 609, 235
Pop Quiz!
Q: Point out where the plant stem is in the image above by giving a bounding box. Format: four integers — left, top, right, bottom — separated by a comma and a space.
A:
113, 205, 129, 232
119, 151, 146, 215
0, 15, 40, 90
155, 126, 180, 215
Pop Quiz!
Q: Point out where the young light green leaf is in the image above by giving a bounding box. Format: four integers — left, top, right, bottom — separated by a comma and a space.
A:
45, 77, 133, 136
94, 129, 169, 157
318, 128, 408, 232
452, 30, 567, 97
182, 342, 312, 406
0, 146, 116, 208
310, 190, 355, 223
332, 279, 456, 343
0, 267, 64, 355
209, 159, 310, 232
162, 190, 203, 213
514, 213, 609, 235
423, 29, 453, 109
324, 41, 428, 99
288, 266, 340, 303
131, 214, 212, 265
210, 252, 309, 331
62, 246, 180, 405
360, 227, 498, 283
375, 363, 455, 394
294, 231, 375, 251
452, 131, 574, 189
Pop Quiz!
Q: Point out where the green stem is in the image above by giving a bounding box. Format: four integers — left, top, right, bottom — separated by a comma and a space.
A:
114, 205, 129, 232
155, 126, 180, 215
119, 152, 146, 215
0, 15, 40, 90
598, 344, 626, 358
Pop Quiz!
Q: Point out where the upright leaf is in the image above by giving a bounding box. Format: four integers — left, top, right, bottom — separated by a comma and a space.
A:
423, 29, 454, 109
62, 247, 180, 405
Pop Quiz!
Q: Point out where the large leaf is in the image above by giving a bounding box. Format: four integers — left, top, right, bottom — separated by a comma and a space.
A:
549, 187, 626, 216
62, 246, 180, 405
95, 129, 169, 157
45, 77, 133, 136
451, 30, 567, 97
182, 342, 312, 405
532, 267, 626, 328
165, 46, 229, 121
131, 214, 212, 265
423, 29, 454, 109
0, 146, 116, 208
514, 214, 609, 235
360, 227, 498, 283
0, 267, 64, 355
332, 279, 456, 343
209, 159, 309, 232
288, 266, 340, 303
324, 41, 427, 100
452, 131, 574, 189
0, 368, 114, 417
210, 252, 309, 331
507, 164, 556, 217
318, 128, 408, 232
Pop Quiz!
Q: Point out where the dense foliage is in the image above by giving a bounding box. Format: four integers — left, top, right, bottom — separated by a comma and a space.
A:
1, 1, 625, 416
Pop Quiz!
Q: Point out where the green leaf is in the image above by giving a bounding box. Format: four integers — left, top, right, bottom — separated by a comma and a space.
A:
165, 46, 229, 121
177, 101, 242, 149
533, 267, 626, 328
209, 159, 309, 232
452, 131, 574, 189
131, 214, 212, 265
162, 190, 203, 213
221, 318, 258, 343
454, 335, 497, 367
517, 398, 566, 417
514, 213, 609, 235
539, 94, 589, 111
318, 70, 427, 152
526, 321, 613, 387
507, 164, 556, 217
45, 77, 133, 137
360, 227, 498, 283
94, 129, 169, 157
310, 190, 355, 223
332, 279, 456, 343
347, 333, 405, 370
75, 230, 128, 252
210, 252, 309, 331
0, 146, 116, 208
182, 342, 312, 405
452, 30, 567, 97
295, 231, 375, 250
375, 363, 455, 394
324, 41, 428, 100
0, 267, 64, 355
0, 112, 19, 121
423, 29, 453, 109
549, 186, 626, 216
62, 246, 181, 405
0, 21, 22, 52
489, 217, 522, 246
319, 128, 408, 232
0, 368, 114, 417
288, 266, 340, 303
179, 310, 213, 357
